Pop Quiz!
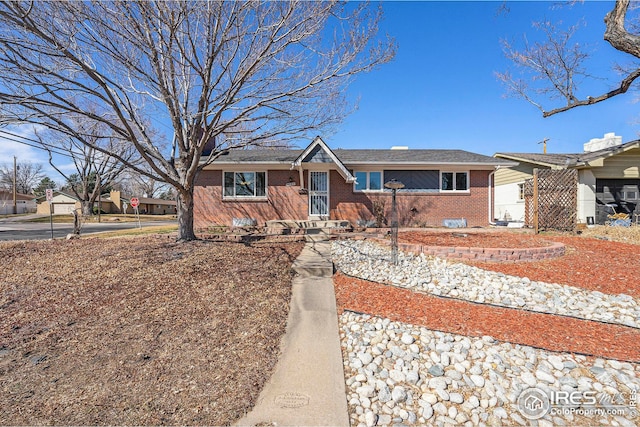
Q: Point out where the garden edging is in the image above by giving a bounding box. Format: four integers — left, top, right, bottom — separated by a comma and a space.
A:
370, 238, 565, 262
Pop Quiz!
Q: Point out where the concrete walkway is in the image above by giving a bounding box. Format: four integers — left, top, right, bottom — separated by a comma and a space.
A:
236, 240, 349, 427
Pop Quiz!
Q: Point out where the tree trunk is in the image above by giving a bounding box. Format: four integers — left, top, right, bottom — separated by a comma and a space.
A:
81, 200, 92, 216
176, 190, 196, 241
72, 210, 81, 235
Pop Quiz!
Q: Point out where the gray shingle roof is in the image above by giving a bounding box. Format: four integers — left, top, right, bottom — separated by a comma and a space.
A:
496, 140, 640, 166
333, 149, 511, 164
493, 152, 581, 167
209, 148, 513, 166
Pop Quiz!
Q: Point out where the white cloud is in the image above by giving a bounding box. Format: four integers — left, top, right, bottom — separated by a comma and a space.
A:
0, 125, 69, 185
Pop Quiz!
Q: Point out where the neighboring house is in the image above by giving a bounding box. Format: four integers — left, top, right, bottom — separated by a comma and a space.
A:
0, 190, 37, 214
494, 133, 640, 224
101, 190, 177, 215
36, 191, 80, 214
194, 136, 514, 230
36, 190, 177, 215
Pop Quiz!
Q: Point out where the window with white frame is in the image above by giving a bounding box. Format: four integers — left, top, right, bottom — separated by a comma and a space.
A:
440, 172, 468, 191
518, 183, 525, 201
223, 172, 266, 198
354, 171, 383, 191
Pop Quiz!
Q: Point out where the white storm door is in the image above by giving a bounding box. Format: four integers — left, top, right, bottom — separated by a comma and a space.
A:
309, 171, 329, 217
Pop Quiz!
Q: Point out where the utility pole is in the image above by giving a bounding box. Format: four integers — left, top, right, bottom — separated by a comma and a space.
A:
538, 138, 549, 154
12, 156, 16, 214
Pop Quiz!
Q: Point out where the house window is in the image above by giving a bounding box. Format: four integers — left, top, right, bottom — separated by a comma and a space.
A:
223, 172, 266, 198
354, 171, 382, 191
441, 172, 468, 191
384, 170, 439, 192
518, 183, 525, 201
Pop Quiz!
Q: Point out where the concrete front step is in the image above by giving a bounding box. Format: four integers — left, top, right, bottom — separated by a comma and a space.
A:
266, 219, 351, 230
266, 219, 351, 238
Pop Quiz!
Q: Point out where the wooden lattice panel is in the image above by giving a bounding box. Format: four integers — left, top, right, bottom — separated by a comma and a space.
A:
524, 169, 578, 232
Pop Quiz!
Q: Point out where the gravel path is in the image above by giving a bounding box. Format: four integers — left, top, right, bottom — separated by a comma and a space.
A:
333, 239, 640, 426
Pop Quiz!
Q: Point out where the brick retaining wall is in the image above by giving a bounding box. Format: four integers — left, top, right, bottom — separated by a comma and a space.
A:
368, 238, 565, 262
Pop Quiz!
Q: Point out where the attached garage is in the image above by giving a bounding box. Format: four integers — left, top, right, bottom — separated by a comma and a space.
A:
595, 179, 639, 224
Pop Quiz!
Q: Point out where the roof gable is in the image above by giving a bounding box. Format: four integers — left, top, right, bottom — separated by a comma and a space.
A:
292, 136, 355, 183
302, 144, 334, 163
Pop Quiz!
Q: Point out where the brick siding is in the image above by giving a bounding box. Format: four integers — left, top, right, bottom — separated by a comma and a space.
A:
194, 169, 492, 229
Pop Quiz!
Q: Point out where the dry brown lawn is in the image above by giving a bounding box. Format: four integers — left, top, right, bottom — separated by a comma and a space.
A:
0, 236, 303, 425
579, 223, 640, 245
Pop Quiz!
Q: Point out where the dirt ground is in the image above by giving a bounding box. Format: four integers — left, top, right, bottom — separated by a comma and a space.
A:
0, 236, 303, 425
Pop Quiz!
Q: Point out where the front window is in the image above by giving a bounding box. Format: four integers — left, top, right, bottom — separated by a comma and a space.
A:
441, 172, 468, 191
354, 171, 383, 191
223, 172, 266, 198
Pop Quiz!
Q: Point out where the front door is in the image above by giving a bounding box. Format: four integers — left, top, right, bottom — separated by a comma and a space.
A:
309, 171, 329, 218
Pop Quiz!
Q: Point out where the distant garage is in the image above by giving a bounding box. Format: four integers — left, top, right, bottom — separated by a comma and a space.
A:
52, 203, 76, 215
36, 191, 80, 215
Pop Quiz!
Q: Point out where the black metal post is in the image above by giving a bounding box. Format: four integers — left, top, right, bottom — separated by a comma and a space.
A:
384, 178, 404, 265
391, 187, 398, 265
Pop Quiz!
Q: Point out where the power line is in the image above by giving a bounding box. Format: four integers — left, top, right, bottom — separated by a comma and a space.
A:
0, 129, 134, 171
0, 129, 86, 158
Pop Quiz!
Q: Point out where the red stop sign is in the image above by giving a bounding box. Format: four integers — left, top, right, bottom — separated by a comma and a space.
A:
130, 197, 139, 208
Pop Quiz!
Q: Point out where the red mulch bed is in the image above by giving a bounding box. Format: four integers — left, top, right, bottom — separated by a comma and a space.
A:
400, 232, 640, 299
399, 231, 552, 249
334, 273, 640, 362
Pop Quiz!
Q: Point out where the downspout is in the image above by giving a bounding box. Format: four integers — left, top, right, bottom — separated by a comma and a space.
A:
488, 166, 501, 225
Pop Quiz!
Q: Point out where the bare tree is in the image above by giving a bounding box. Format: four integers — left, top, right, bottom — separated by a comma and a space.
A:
498, 0, 640, 118
115, 168, 171, 199
34, 118, 139, 216
0, 1, 395, 240
0, 161, 44, 194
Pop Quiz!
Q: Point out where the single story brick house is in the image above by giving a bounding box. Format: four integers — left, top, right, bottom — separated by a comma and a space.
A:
494, 133, 640, 224
194, 137, 515, 230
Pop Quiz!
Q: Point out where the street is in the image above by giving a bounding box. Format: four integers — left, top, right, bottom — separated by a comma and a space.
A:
0, 218, 176, 241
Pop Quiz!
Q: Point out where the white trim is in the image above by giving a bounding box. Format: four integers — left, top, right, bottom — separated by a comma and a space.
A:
222, 170, 268, 200
439, 171, 470, 193
353, 170, 384, 192
292, 136, 355, 183
308, 170, 330, 219
517, 182, 525, 201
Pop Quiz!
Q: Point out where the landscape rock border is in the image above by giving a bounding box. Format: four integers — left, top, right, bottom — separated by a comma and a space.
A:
376, 238, 566, 262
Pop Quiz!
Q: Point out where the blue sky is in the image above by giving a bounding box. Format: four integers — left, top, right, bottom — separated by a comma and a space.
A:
1, 1, 638, 184
328, 1, 639, 155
